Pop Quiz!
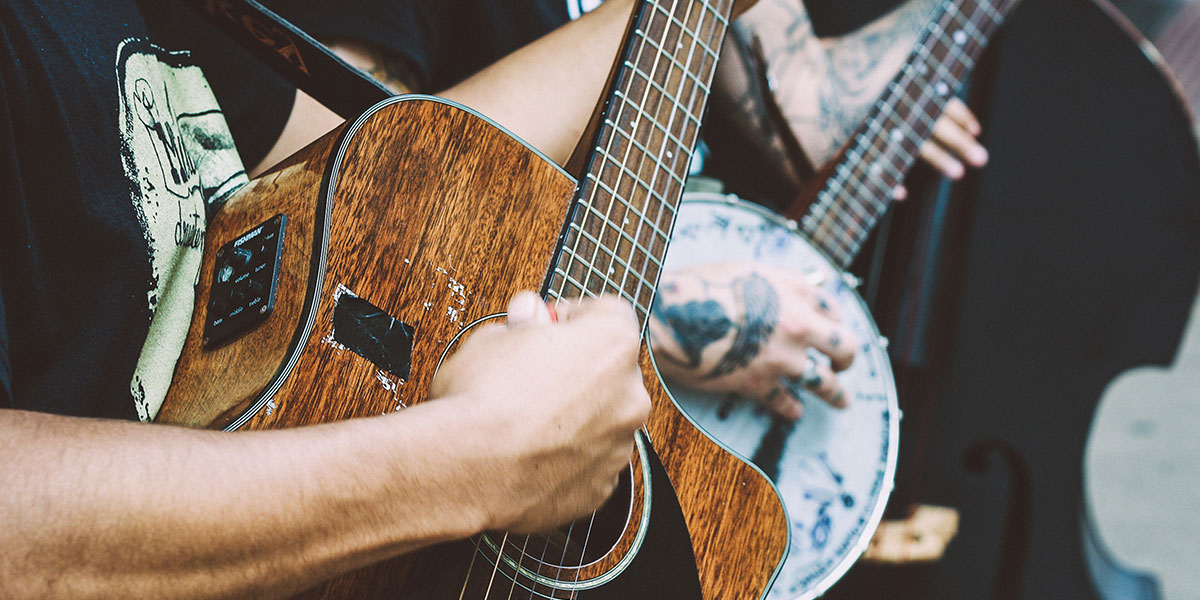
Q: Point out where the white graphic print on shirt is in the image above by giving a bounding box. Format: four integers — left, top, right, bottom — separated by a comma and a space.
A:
116, 39, 248, 421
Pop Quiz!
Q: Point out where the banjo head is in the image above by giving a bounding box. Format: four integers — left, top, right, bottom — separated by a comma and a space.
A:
655, 192, 900, 600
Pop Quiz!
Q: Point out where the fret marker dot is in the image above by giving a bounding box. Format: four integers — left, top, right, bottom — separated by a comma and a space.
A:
935, 81, 950, 96
953, 30, 967, 45
917, 63, 928, 75
890, 129, 904, 142
666, 150, 674, 158
870, 164, 883, 176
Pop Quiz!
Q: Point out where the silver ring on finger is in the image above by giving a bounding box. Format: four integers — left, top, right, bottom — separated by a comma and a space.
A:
798, 356, 823, 389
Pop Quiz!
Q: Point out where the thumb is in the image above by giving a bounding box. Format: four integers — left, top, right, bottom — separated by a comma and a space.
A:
506, 291, 552, 326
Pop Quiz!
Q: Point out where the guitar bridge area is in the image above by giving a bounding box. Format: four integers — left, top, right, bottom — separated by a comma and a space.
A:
203, 214, 286, 349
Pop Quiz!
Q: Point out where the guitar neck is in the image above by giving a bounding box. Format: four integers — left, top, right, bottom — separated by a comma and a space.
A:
546, 0, 734, 328
802, 0, 1017, 269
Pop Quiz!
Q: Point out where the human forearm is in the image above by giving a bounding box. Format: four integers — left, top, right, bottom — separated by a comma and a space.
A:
0, 406, 483, 599
438, 0, 635, 166
743, 0, 935, 167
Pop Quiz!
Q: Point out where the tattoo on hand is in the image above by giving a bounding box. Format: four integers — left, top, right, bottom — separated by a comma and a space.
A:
707, 273, 780, 379
651, 273, 780, 379
652, 295, 733, 369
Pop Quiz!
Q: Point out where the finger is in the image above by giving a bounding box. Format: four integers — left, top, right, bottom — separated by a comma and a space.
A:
506, 291, 551, 326
553, 299, 573, 322
918, 140, 965, 180
567, 295, 636, 327
761, 385, 804, 421
797, 320, 857, 371
892, 185, 908, 202
801, 361, 850, 409
931, 113, 988, 167
943, 97, 981, 136
810, 288, 844, 322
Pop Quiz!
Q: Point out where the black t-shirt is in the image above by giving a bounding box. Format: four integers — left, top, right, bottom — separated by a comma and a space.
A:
804, 0, 906, 37
271, 0, 568, 92
0, 0, 248, 419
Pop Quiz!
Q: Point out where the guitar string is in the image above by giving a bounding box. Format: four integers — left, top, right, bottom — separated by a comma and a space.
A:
825, 0, 1002, 242
459, 536, 488, 600
497, 0, 682, 592
567, 0, 685, 585
807, 0, 1003, 265
614, 0, 720, 319
806, 0, 967, 252
594, 0, 695, 320
527, 5, 669, 587
505, 533, 533, 599
575, 0, 680, 317
826, 0, 1000, 255
540, 0, 722, 591
806, 0, 959, 260
481, 532, 510, 600
804, 0, 947, 262
564, 0, 727, 588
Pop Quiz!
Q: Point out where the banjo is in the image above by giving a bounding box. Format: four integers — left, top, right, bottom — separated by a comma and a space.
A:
657, 0, 1016, 597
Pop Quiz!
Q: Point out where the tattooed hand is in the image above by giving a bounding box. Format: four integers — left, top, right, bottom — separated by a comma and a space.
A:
648, 261, 857, 420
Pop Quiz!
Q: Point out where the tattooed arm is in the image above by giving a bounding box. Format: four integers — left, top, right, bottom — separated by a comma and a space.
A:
648, 261, 857, 420
715, 0, 988, 187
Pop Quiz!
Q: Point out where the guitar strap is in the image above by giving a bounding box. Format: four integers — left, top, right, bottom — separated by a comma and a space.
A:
175, 0, 393, 120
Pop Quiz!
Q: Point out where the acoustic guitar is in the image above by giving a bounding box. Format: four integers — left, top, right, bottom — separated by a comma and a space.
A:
661, 0, 1016, 598
156, 0, 789, 598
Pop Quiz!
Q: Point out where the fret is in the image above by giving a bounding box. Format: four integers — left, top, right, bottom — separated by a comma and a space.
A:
552, 264, 647, 319
552, 0, 733, 321
633, 40, 713, 98
977, 0, 1004, 24
555, 244, 658, 307
546, 273, 584, 303
600, 118, 690, 191
595, 149, 675, 218
944, 2, 989, 46
567, 222, 637, 275
577, 190, 667, 270
586, 166, 675, 235
804, 0, 1015, 269
612, 91, 704, 156
806, 187, 870, 246
929, 22, 976, 74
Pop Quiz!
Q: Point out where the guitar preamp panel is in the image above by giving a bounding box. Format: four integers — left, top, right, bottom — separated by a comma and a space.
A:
203, 214, 286, 349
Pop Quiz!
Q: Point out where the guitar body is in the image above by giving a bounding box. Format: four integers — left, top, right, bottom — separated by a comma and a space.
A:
159, 95, 788, 599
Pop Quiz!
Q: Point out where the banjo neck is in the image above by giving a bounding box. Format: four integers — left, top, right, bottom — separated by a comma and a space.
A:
800, 0, 1018, 270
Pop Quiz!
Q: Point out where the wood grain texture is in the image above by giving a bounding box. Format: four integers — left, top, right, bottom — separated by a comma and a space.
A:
157, 131, 342, 428
162, 96, 787, 598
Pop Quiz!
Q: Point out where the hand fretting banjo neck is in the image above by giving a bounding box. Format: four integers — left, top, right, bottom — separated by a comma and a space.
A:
799, 0, 1018, 268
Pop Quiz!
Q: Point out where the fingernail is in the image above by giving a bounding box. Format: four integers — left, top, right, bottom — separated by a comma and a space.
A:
892, 185, 907, 201
506, 292, 539, 324
788, 402, 804, 421
971, 146, 989, 166
947, 161, 965, 179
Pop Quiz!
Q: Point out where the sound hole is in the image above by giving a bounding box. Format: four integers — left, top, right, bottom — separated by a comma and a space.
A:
493, 462, 632, 572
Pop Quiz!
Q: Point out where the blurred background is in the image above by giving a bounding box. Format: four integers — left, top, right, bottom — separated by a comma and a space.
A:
1087, 2, 1199, 600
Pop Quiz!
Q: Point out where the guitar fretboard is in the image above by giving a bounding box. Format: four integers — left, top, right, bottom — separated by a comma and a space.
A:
547, 0, 734, 327
802, 0, 1016, 269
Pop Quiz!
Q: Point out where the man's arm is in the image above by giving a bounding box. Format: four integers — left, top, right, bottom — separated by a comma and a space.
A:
250, 0, 637, 176
1, 294, 649, 600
